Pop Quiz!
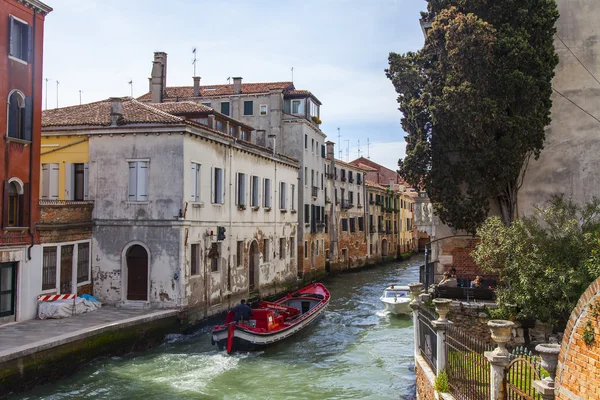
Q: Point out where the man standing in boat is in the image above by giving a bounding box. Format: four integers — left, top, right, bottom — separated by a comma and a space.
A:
232, 299, 253, 323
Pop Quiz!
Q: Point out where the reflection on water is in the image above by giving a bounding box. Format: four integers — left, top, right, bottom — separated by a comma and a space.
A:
14, 256, 422, 400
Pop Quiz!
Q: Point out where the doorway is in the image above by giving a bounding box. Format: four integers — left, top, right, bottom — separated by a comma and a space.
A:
0, 263, 17, 318
126, 245, 148, 301
249, 241, 259, 291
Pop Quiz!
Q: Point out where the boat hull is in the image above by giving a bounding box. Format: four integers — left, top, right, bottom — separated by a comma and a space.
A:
381, 299, 411, 315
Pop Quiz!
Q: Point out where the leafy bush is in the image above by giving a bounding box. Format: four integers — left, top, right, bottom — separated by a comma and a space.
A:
435, 369, 450, 392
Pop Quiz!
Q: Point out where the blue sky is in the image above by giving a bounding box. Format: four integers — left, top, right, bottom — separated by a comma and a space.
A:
42, 0, 426, 170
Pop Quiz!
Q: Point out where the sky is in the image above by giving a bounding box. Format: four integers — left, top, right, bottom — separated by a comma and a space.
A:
41, 0, 426, 171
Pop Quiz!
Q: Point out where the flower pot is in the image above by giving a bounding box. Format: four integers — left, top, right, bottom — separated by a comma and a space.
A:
433, 298, 452, 322
408, 283, 423, 303
487, 320, 515, 356
535, 343, 560, 387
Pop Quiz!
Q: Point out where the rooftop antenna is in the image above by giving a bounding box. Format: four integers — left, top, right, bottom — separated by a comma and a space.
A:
291, 67, 294, 83
367, 138, 371, 159
79, 90, 82, 105
337, 127, 342, 159
192, 47, 197, 76
358, 140, 361, 158
44, 78, 49, 110
55, 80, 59, 109
344, 139, 350, 162
128, 79, 133, 97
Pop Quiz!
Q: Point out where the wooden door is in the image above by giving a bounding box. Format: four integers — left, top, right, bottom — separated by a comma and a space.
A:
127, 245, 148, 301
0, 263, 17, 317
60, 245, 74, 293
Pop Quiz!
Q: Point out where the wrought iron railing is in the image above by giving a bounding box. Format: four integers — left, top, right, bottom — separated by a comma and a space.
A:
312, 186, 319, 198
445, 324, 494, 400
417, 305, 438, 374
505, 347, 544, 400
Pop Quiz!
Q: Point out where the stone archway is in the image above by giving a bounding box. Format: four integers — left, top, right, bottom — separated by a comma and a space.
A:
555, 277, 600, 399
126, 244, 149, 301
249, 240, 259, 291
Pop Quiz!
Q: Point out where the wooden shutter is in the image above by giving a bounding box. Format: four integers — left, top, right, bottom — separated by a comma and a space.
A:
27, 24, 33, 63
49, 164, 59, 199
41, 164, 49, 199
83, 163, 89, 200
240, 174, 246, 206
2, 181, 8, 228
128, 162, 137, 201
191, 163, 198, 201
235, 173, 239, 205
210, 167, 215, 203
20, 183, 29, 227
8, 16, 15, 57
7, 95, 18, 138
137, 161, 148, 200
24, 97, 33, 141
64, 163, 74, 200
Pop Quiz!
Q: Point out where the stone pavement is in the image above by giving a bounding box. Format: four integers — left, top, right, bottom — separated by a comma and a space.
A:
0, 306, 179, 363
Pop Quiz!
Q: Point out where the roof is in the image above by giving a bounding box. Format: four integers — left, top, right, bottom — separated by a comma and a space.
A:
137, 82, 294, 102
333, 158, 370, 172
355, 163, 378, 172
365, 180, 386, 190
149, 102, 214, 114
42, 98, 184, 127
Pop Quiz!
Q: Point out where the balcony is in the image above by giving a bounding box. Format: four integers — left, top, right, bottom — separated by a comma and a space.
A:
341, 176, 347, 182
348, 177, 354, 183
341, 200, 353, 210
312, 186, 319, 198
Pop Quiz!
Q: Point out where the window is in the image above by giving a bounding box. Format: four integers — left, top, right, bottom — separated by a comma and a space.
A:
291, 184, 295, 210
348, 191, 354, 204
8, 16, 31, 63
220, 102, 230, 116
341, 218, 348, 232
311, 170, 314, 187
216, 120, 224, 132
280, 182, 287, 210
304, 167, 308, 187
321, 173, 324, 190
191, 244, 200, 275
279, 238, 286, 259
290, 237, 295, 257
263, 178, 271, 207
263, 239, 270, 262
349, 171, 353, 182
305, 204, 310, 224
251, 175, 260, 207
128, 161, 148, 202
0, 263, 16, 317
358, 217, 364, 232
210, 243, 219, 272
305, 134, 308, 149
41, 163, 59, 200
230, 126, 235, 136
201, 102, 212, 107
7, 91, 31, 140
236, 173, 246, 206
42, 247, 57, 290
5, 180, 22, 227
341, 169, 346, 181
350, 218, 356, 233
77, 242, 90, 283
237, 241, 244, 267
292, 100, 303, 114
304, 241, 308, 259
212, 167, 224, 204
191, 163, 200, 202
311, 138, 314, 152
244, 101, 253, 116
357, 174, 362, 185
260, 104, 268, 115
321, 144, 326, 158
316, 240, 319, 255
310, 100, 319, 117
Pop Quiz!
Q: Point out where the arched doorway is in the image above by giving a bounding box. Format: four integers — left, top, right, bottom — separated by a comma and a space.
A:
382, 239, 388, 257
249, 241, 259, 291
126, 245, 148, 301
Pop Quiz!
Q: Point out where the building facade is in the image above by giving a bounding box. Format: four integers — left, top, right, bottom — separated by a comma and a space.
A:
0, 0, 52, 324
42, 98, 299, 323
138, 52, 328, 281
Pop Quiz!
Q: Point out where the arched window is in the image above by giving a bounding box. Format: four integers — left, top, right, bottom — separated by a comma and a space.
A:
3, 179, 27, 228
7, 91, 30, 141
7, 182, 19, 226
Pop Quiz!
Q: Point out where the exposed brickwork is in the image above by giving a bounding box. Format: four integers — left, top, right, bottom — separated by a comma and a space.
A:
38, 203, 93, 244
415, 356, 436, 400
441, 238, 482, 277
556, 277, 600, 400
77, 284, 92, 296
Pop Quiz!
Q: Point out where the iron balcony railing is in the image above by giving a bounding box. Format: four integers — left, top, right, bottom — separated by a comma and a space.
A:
341, 200, 353, 209
312, 186, 318, 198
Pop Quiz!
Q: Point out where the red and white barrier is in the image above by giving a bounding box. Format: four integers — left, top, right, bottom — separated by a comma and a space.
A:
37, 293, 76, 302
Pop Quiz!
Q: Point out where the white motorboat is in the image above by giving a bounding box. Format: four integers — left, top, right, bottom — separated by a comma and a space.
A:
380, 285, 411, 315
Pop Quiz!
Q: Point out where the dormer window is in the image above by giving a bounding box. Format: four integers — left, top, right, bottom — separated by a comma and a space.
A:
7, 90, 31, 141
310, 100, 319, 117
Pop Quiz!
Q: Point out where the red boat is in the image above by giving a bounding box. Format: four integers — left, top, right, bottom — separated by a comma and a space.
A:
211, 283, 330, 353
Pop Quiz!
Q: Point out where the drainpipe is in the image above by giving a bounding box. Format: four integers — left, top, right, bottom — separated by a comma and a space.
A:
228, 141, 233, 298
27, 9, 38, 260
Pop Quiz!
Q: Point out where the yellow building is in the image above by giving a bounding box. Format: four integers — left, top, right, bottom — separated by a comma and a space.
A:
399, 189, 415, 254
39, 135, 89, 200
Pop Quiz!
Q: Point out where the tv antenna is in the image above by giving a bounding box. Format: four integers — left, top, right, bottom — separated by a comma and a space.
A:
44, 78, 49, 110
344, 139, 350, 162
358, 140, 361, 158
367, 138, 371, 159
227, 77, 231, 84
128, 79, 133, 97
291, 67, 294, 83
79, 90, 82, 105
56, 80, 59, 109
192, 47, 197, 76
337, 127, 342, 159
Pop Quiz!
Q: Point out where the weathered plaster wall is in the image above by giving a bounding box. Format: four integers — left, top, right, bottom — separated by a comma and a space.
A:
519, 0, 600, 215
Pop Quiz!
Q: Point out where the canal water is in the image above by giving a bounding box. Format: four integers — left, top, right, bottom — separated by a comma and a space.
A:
14, 255, 422, 400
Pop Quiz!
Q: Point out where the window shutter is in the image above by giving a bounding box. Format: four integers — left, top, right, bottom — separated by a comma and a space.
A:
241, 174, 246, 205
64, 163, 74, 200
8, 16, 15, 57
24, 97, 33, 141
191, 163, 197, 201
235, 173, 239, 205
83, 163, 89, 200
49, 164, 59, 199
27, 24, 33, 63
2, 181, 9, 228
20, 183, 29, 227
210, 167, 215, 203
41, 164, 49, 199
137, 162, 148, 200
128, 162, 137, 201
7, 95, 18, 138
219, 168, 225, 204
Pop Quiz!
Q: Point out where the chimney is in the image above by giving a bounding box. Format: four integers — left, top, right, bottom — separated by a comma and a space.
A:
150, 52, 167, 103
154, 51, 167, 89
193, 76, 201, 97
148, 77, 152, 92
109, 97, 124, 126
326, 141, 335, 158
233, 77, 242, 94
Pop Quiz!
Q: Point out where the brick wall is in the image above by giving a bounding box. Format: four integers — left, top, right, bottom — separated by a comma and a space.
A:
38, 202, 93, 244
556, 277, 600, 400
415, 356, 436, 400
441, 238, 481, 277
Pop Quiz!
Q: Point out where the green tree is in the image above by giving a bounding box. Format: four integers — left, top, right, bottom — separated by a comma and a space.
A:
472, 197, 600, 325
386, 0, 559, 232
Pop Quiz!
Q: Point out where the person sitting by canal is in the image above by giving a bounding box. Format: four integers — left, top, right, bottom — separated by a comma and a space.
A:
450, 267, 457, 279
232, 299, 253, 323
470, 276, 484, 288
438, 271, 457, 288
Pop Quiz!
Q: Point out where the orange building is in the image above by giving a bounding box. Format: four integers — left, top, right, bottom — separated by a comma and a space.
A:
0, 0, 52, 323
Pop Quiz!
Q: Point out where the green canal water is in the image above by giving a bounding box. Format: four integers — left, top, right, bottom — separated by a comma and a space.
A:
14, 256, 422, 400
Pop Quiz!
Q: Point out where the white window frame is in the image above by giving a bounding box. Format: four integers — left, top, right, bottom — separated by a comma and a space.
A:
236, 172, 247, 206
191, 162, 201, 202
211, 167, 225, 204
263, 178, 271, 208
291, 99, 303, 114
127, 160, 149, 203
40, 239, 92, 294
260, 104, 268, 116
8, 15, 30, 65
280, 182, 287, 210
291, 184, 296, 211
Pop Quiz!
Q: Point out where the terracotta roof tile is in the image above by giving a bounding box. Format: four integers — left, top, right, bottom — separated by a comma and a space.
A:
365, 180, 386, 190
42, 98, 184, 127
137, 82, 294, 102
149, 102, 214, 114
334, 158, 370, 172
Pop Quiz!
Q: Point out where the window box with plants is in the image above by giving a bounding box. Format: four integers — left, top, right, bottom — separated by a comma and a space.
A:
238, 204, 247, 211
291, 209, 297, 214
280, 209, 288, 213
264, 206, 272, 212
251, 206, 260, 211
311, 115, 322, 125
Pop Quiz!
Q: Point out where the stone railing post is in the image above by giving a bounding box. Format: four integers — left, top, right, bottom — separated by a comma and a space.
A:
432, 298, 453, 373
408, 283, 424, 354
533, 343, 560, 400
485, 320, 514, 400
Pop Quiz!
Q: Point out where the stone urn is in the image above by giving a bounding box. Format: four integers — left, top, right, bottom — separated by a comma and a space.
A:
535, 343, 561, 387
433, 298, 452, 322
488, 320, 515, 357
408, 283, 423, 302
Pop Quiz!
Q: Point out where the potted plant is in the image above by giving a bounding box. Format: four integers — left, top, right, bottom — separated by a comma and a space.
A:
251, 205, 260, 211
291, 209, 297, 214
280, 209, 288, 213
264, 206, 271, 212
237, 204, 246, 211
